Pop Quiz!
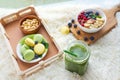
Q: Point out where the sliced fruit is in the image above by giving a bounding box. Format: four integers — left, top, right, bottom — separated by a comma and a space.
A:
34, 43, 45, 55
25, 38, 35, 47
23, 49, 35, 61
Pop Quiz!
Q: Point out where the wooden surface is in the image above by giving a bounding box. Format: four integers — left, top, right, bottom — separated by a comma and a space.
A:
70, 4, 120, 45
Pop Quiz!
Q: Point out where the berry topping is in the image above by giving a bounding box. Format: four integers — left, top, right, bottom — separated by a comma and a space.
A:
85, 13, 89, 17
81, 11, 85, 14
68, 23, 72, 28
88, 11, 93, 14
95, 12, 99, 16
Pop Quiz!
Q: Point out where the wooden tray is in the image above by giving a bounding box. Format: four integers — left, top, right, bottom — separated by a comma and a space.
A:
70, 4, 120, 45
0, 6, 62, 77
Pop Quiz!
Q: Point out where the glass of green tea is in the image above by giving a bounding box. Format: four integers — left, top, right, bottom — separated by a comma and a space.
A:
64, 40, 90, 75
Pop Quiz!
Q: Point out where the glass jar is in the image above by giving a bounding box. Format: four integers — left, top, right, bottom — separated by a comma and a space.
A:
64, 40, 90, 75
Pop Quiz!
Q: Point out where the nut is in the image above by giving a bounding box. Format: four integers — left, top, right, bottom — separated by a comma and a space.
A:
21, 18, 39, 31
20, 15, 41, 34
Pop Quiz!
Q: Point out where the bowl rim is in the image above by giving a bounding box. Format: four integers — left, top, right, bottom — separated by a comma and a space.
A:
16, 34, 48, 63
77, 8, 107, 33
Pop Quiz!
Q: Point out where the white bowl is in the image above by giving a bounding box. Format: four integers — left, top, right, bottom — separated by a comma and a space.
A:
77, 9, 107, 33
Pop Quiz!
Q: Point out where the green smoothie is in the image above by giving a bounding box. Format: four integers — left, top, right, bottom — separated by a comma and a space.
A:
64, 40, 90, 75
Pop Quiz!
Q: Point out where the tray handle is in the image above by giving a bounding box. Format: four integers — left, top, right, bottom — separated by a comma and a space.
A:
18, 7, 35, 18
0, 13, 18, 26
0, 7, 35, 26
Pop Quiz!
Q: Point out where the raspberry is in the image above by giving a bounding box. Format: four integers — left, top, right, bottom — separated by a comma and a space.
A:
81, 23, 84, 26
81, 11, 85, 14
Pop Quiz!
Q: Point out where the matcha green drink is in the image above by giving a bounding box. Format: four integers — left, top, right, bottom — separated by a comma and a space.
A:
64, 40, 90, 75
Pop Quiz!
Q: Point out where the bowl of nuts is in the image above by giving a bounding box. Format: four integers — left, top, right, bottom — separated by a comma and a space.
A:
20, 15, 41, 34
77, 9, 106, 33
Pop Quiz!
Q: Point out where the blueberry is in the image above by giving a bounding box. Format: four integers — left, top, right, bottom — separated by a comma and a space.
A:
85, 14, 89, 17
71, 19, 75, 23
74, 24, 77, 28
89, 11, 93, 14
84, 37, 88, 41
68, 23, 72, 28
86, 12, 90, 15
90, 36, 95, 41
35, 41, 38, 44
77, 30, 80, 35
34, 54, 39, 59
95, 12, 99, 16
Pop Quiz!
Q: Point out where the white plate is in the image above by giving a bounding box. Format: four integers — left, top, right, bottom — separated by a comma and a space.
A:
16, 34, 48, 63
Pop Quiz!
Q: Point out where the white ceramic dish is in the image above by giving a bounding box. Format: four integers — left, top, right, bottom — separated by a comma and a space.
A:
16, 34, 48, 63
77, 9, 107, 33
16, 44, 48, 63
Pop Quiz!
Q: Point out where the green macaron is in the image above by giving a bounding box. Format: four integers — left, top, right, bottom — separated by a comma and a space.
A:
20, 44, 29, 55
23, 49, 35, 61
33, 34, 43, 43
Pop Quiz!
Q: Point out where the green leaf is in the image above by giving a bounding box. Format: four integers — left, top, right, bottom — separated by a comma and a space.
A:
41, 40, 49, 48
38, 54, 42, 57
